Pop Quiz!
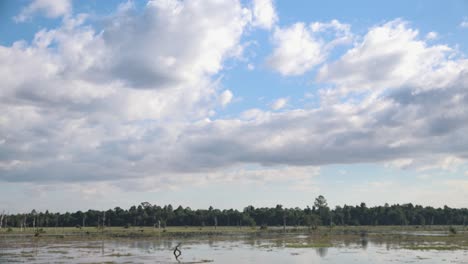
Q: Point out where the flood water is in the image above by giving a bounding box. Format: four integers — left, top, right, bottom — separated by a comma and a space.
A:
1, 233, 467, 263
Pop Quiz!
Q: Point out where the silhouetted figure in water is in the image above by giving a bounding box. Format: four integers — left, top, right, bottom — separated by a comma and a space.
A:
173, 243, 182, 262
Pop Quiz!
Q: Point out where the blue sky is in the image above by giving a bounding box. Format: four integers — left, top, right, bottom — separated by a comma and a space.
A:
1, 0, 468, 213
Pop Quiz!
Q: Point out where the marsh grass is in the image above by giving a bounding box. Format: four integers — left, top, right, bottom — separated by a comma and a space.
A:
46, 250, 69, 254
2, 225, 467, 263
404, 245, 462, 250
286, 242, 333, 248
1, 225, 466, 238
106, 252, 132, 257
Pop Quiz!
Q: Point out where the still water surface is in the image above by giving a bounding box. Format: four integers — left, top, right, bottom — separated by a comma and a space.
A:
1, 235, 467, 263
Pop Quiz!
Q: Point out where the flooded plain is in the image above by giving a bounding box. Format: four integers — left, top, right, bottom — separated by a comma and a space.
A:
1, 231, 467, 263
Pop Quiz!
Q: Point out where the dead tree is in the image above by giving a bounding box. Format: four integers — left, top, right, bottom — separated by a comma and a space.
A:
21, 215, 27, 232
283, 213, 286, 231
0, 211, 4, 229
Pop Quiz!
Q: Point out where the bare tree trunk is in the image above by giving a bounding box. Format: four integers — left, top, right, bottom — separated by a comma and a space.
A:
0, 211, 4, 229
283, 214, 286, 231
55, 215, 59, 234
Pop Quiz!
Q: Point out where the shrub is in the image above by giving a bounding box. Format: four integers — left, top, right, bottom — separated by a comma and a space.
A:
449, 226, 457, 235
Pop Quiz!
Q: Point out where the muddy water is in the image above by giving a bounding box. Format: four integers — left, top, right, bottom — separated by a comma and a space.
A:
1, 234, 467, 263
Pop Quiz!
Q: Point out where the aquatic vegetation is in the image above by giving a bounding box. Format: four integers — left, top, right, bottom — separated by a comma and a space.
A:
404, 245, 462, 250
286, 242, 333, 248
1, 226, 467, 263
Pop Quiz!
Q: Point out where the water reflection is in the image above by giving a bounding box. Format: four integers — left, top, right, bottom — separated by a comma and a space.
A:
360, 238, 368, 250
315, 247, 328, 257
1, 234, 466, 264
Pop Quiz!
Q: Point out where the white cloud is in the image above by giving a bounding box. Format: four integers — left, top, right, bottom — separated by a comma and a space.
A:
460, 19, 468, 28
386, 156, 465, 172
385, 158, 414, 170
2, 4, 468, 202
310, 19, 353, 48
0, 0, 253, 184
419, 156, 464, 172
267, 20, 352, 76
14, 0, 72, 22
271, 97, 288, 110
101, 0, 251, 90
267, 23, 324, 75
318, 20, 454, 94
425, 31, 438, 40
219, 90, 234, 107
251, 0, 278, 30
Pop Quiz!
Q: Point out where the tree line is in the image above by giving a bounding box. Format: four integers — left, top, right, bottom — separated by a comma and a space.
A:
1, 196, 467, 230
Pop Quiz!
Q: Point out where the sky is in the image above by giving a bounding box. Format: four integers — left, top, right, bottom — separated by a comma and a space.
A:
1, 0, 468, 213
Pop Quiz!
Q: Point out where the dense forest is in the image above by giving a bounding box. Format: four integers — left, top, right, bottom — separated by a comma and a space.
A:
1, 196, 467, 229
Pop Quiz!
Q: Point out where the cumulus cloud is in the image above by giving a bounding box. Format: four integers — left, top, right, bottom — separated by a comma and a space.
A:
251, 0, 278, 30
317, 20, 454, 94
14, 0, 72, 22
0, 0, 253, 184
2, 1, 468, 200
100, 0, 250, 89
267, 20, 352, 76
165, 19, 468, 172
267, 23, 323, 75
